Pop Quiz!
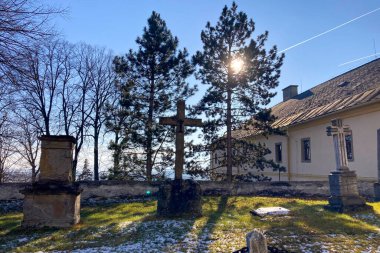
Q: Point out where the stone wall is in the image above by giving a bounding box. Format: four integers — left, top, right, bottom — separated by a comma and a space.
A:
0, 180, 376, 201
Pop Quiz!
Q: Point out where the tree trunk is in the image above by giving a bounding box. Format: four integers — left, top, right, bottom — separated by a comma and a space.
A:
226, 87, 233, 182
31, 166, 37, 183
72, 150, 78, 181
146, 79, 154, 182
113, 132, 121, 172
45, 117, 50, 136
94, 131, 99, 181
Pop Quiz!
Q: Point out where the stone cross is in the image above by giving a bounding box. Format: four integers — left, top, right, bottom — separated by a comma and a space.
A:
159, 100, 202, 180
326, 119, 351, 171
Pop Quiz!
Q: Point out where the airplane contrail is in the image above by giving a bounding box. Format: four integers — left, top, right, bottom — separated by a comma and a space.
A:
279, 7, 380, 53
338, 53, 380, 66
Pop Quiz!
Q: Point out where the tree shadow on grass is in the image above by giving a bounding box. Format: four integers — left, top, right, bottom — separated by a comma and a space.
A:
194, 195, 229, 251
0, 200, 161, 252
273, 200, 380, 235
0, 200, 200, 252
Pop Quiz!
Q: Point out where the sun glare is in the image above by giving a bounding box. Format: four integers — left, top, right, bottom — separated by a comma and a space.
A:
231, 58, 244, 74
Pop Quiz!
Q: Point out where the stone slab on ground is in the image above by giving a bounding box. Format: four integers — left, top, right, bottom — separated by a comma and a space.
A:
251, 207, 290, 217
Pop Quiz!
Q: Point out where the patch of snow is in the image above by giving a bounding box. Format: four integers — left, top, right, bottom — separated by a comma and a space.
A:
17, 237, 29, 243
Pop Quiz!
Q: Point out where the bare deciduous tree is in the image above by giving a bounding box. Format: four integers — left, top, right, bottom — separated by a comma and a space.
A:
17, 39, 72, 135
68, 43, 96, 179
0, 116, 16, 183
13, 112, 40, 183
0, 0, 62, 75
87, 47, 115, 181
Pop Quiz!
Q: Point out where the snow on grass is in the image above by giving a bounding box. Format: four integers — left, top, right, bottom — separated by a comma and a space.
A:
2, 197, 380, 252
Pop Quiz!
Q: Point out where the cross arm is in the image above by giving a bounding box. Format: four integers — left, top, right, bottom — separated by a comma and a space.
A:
343, 126, 351, 134
184, 118, 203, 127
159, 117, 177, 126
326, 126, 338, 136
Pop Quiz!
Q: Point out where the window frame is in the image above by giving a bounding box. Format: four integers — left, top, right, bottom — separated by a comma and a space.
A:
345, 133, 354, 162
301, 137, 311, 163
275, 142, 283, 163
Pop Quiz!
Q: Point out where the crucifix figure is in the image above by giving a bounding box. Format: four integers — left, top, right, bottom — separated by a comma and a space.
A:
159, 100, 202, 180
326, 119, 351, 171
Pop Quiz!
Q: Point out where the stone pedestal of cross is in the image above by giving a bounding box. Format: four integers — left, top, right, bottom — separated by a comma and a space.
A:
157, 100, 203, 217
325, 119, 368, 212
159, 100, 202, 180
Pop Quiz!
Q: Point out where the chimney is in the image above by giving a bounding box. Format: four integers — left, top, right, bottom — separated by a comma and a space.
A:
282, 85, 298, 102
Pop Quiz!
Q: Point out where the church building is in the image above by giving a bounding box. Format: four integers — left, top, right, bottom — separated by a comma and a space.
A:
212, 58, 380, 181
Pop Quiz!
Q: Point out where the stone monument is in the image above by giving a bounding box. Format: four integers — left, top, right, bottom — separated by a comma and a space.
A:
246, 230, 267, 253
21, 135, 82, 227
374, 129, 380, 201
325, 119, 368, 212
157, 100, 203, 217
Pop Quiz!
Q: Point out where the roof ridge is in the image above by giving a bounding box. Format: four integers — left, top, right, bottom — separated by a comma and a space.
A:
316, 57, 380, 87
273, 85, 380, 128
276, 58, 380, 107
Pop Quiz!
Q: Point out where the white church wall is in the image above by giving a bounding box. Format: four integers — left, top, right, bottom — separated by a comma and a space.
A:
247, 135, 289, 181
343, 110, 380, 180
287, 108, 380, 181
288, 123, 335, 181
211, 104, 380, 182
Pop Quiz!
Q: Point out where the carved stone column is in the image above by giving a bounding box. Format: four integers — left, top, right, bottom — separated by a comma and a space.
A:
325, 119, 368, 212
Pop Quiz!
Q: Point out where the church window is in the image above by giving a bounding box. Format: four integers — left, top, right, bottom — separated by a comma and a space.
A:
275, 143, 282, 163
301, 138, 311, 162
345, 134, 354, 161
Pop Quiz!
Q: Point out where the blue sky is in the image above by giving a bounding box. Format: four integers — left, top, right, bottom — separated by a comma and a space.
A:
50, 0, 380, 106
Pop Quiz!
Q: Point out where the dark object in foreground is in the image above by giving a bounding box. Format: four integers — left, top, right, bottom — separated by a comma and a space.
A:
157, 179, 202, 217
233, 246, 294, 253
374, 182, 380, 201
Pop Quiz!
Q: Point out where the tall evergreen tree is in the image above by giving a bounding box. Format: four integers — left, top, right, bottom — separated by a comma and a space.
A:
193, 2, 284, 182
77, 159, 92, 181
105, 81, 145, 180
113, 12, 196, 181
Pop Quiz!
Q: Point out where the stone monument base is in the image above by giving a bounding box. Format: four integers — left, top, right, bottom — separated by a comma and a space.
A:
21, 183, 82, 228
374, 183, 380, 201
325, 170, 370, 212
157, 179, 202, 217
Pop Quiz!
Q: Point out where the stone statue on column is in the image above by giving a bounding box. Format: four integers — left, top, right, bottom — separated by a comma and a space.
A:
325, 119, 369, 212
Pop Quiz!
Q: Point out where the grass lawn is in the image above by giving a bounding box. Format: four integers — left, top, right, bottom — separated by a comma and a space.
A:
1, 197, 380, 252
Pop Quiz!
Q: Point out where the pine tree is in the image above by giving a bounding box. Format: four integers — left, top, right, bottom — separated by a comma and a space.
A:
77, 159, 93, 181
193, 2, 284, 182
113, 12, 196, 181
105, 81, 140, 179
